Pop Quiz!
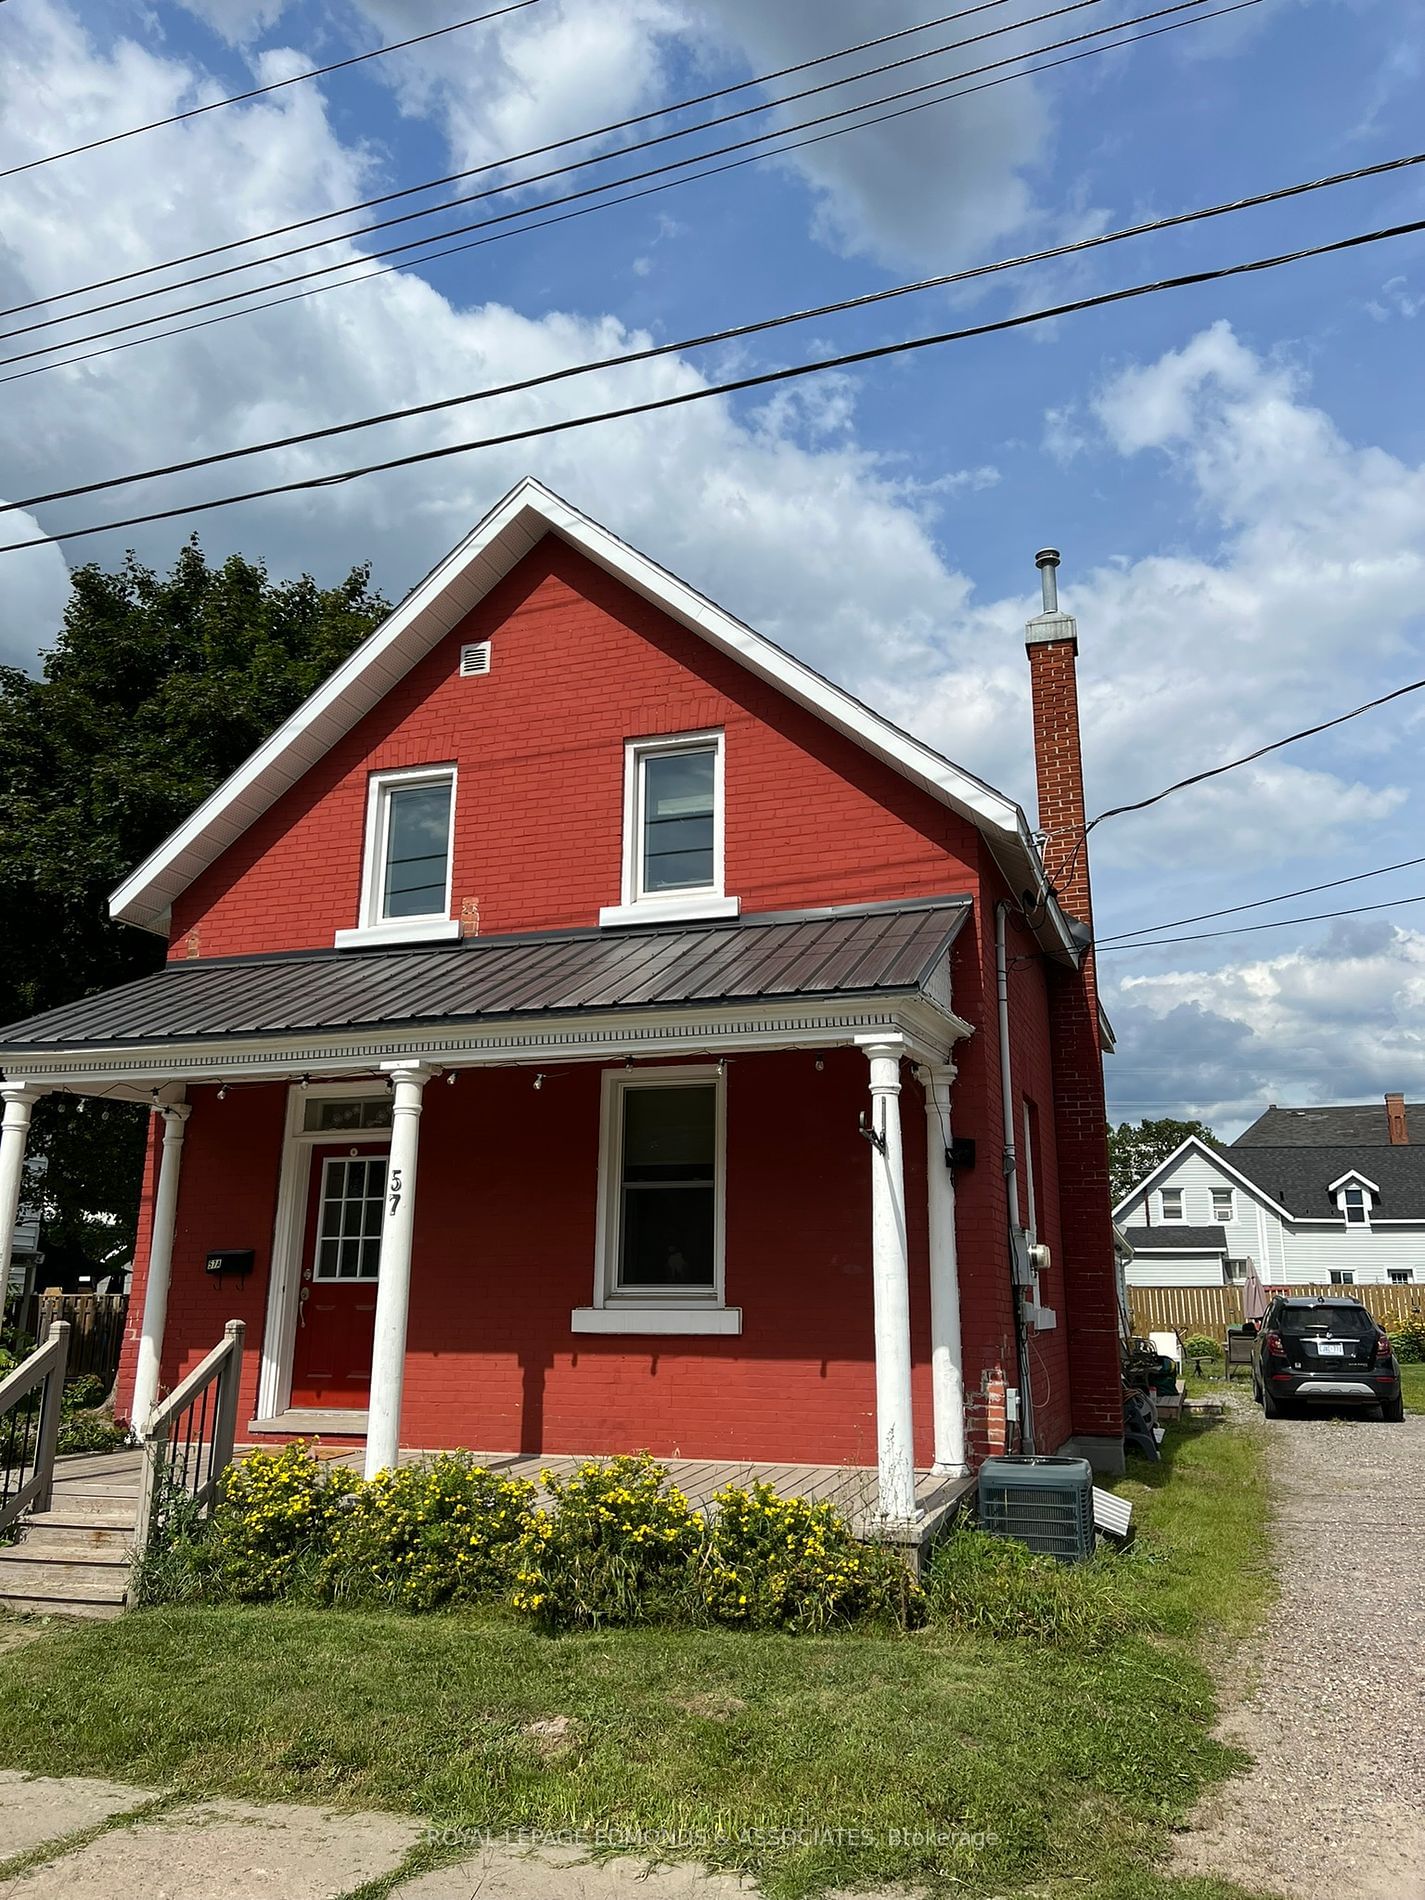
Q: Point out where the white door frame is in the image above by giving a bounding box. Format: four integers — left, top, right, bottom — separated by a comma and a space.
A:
256, 1080, 394, 1421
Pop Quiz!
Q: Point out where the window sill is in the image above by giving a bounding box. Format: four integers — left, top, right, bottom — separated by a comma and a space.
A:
571, 1305, 742, 1336
333, 918, 461, 950
598, 895, 740, 930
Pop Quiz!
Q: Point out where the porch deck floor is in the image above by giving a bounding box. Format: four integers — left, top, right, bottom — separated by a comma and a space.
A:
47, 1448, 973, 1549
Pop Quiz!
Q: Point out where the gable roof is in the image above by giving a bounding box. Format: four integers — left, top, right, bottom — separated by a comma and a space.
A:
1234, 1101, 1425, 1146
1229, 1145, 1425, 1220
1112, 1134, 1294, 1223
1122, 1224, 1227, 1254
107, 478, 1074, 958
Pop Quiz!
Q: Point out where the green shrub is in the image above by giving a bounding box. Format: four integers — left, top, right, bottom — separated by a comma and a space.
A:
322, 1454, 535, 1611
512, 1455, 700, 1630
62, 1373, 108, 1413
1387, 1315, 1425, 1364
130, 1486, 220, 1606
923, 1527, 1145, 1648
56, 1412, 129, 1454
1181, 1332, 1221, 1358
209, 1443, 356, 1601
695, 1482, 924, 1632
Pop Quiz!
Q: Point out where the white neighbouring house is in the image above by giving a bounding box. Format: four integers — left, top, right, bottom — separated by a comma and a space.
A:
1115, 1094, 1425, 1290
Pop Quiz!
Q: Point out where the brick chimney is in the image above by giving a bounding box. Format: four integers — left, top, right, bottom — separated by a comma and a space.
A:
1025, 549, 1093, 928
1023, 550, 1120, 1463
1386, 1092, 1408, 1145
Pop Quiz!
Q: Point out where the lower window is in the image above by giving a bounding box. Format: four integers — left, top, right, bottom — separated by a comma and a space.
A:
1388, 1268, 1414, 1285
598, 1068, 725, 1304
1328, 1269, 1355, 1286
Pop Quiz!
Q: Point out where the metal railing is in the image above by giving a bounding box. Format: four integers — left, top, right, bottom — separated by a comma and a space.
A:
132, 1320, 245, 1567
0, 1321, 70, 1537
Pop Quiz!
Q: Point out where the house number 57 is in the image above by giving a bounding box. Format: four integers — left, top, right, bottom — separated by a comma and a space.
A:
388, 1167, 404, 1218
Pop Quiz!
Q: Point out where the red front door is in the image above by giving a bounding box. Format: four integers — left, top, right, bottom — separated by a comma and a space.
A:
289, 1145, 388, 1408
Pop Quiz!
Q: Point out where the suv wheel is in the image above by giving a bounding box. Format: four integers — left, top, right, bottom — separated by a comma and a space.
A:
1382, 1392, 1405, 1423
1262, 1382, 1282, 1419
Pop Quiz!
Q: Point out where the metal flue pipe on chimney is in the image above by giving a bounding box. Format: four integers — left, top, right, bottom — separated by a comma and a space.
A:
1036, 547, 1061, 614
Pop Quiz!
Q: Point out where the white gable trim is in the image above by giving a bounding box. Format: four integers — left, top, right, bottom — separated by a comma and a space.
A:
1326, 1168, 1381, 1195
1112, 1134, 1295, 1224
108, 479, 1071, 953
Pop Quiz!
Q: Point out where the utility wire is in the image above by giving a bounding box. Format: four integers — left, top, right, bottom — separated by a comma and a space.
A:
0, 2, 542, 180
0, 0, 1125, 350
3, 210, 1421, 557
1098, 853, 1425, 943
0, 0, 1040, 321
1097, 891, 1425, 952
3, 2, 1249, 389
4, 121, 1407, 520
1051, 672, 1425, 897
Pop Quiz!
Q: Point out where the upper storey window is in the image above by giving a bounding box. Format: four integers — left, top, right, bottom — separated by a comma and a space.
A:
600, 731, 739, 928
335, 765, 459, 949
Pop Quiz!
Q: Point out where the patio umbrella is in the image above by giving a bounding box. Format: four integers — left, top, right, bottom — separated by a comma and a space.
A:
1242, 1263, 1269, 1325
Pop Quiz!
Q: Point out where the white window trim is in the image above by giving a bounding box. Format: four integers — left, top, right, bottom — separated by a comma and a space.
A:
572, 1062, 738, 1334
1158, 1188, 1186, 1222
335, 763, 458, 949
599, 730, 738, 930
1335, 1182, 1373, 1230
1387, 1267, 1415, 1285
1212, 1189, 1235, 1223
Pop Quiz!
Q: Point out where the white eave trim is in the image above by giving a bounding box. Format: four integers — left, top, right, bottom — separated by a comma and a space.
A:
108, 478, 1061, 947
1326, 1169, 1381, 1195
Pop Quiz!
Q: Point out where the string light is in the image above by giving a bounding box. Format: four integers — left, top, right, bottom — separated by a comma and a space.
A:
217, 1085, 228, 1100
533, 1072, 545, 1091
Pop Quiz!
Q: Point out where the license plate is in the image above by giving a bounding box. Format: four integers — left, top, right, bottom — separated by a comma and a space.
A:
1315, 1341, 1345, 1357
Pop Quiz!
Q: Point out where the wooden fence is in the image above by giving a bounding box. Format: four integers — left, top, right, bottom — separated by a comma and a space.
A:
22, 1293, 128, 1387
1129, 1282, 1424, 1342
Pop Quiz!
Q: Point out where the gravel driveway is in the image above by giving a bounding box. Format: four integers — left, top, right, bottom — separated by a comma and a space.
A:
1175, 1400, 1425, 1899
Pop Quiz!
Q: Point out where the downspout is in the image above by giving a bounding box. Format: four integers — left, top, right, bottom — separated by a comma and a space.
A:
995, 901, 1036, 1454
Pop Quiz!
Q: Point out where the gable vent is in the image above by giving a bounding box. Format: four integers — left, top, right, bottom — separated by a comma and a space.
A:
459, 641, 491, 678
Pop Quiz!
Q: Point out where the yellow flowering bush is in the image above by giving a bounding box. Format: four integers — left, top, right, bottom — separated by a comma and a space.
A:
511, 1455, 700, 1630
321, 1454, 535, 1612
696, 1483, 925, 1632
210, 1443, 355, 1601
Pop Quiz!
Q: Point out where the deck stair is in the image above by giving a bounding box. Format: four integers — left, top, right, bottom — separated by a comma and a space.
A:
0, 1450, 141, 1620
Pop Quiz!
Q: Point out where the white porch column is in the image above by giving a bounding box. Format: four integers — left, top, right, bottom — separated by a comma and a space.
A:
131, 1100, 192, 1437
365, 1063, 433, 1479
865, 1042, 919, 1522
0, 1085, 41, 1296
920, 1063, 968, 1476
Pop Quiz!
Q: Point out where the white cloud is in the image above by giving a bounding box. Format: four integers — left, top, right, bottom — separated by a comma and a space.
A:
0, 505, 71, 671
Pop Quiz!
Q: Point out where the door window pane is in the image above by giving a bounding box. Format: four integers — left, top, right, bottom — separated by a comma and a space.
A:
314, 1155, 387, 1281
382, 780, 452, 918
641, 750, 714, 893
618, 1085, 715, 1288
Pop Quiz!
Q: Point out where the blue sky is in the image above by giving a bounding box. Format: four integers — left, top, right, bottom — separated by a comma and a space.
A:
1, 0, 1422, 1134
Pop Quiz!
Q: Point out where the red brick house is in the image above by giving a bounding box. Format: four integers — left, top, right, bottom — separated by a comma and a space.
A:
0, 480, 1123, 1519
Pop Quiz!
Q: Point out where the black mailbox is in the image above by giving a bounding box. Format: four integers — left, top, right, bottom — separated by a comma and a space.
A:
204, 1248, 254, 1278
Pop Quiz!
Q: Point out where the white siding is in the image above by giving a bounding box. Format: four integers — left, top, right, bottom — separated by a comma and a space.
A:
1125, 1255, 1225, 1287
1120, 1144, 1425, 1286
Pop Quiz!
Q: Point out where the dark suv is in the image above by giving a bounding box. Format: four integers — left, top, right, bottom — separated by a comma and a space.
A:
1252, 1296, 1403, 1420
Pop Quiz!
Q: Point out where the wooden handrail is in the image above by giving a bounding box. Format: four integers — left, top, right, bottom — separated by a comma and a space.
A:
0, 1321, 70, 1535
132, 1320, 245, 1577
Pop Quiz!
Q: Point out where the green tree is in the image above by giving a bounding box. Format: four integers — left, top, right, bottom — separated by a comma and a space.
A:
0, 541, 390, 1267
1107, 1116, 1221, 1207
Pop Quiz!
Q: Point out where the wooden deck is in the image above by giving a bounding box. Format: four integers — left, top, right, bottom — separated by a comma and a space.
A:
49, 1447, 973, 1551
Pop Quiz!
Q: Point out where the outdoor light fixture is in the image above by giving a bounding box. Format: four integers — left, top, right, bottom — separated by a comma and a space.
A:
858, 1110, 887, 1155
217, 1085, 228, 1100
445, 1071, 457, 1086
533, 1073, 545, 1091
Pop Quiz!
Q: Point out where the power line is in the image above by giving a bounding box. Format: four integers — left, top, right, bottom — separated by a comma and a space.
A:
3, 209, 1421, 557
0, 3, 542, 180
1097, 891, 1425, 952
1051, 672, 1425, 897
0, 0, 1042, 323
14, 113, 1401, 521
2, 2, 1251, 389
0, 0, 1127, 353
1098, 853, 1425, 943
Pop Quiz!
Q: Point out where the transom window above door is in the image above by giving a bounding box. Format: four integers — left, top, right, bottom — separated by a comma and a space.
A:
336, 764, 460, 948
600, 731, 739, 928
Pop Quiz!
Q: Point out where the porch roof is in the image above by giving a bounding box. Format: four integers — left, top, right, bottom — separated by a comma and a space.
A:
0, 896, 971, 1058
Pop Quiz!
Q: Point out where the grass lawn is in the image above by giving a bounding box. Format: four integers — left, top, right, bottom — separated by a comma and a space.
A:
0, 1422, 1272, 1900
1400, 1361, 1425, 1415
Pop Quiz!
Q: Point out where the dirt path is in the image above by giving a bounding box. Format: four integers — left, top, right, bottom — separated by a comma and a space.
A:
1175, 1402, 1425, 1899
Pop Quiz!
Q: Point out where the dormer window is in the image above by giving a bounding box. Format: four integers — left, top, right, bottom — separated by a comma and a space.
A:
334, 764, 460, 948
1329, 1171, 1378, 1229
600, 730, 739, 928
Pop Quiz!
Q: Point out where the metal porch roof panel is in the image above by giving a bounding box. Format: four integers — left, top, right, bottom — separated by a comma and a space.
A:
0, 898, 972, 1055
